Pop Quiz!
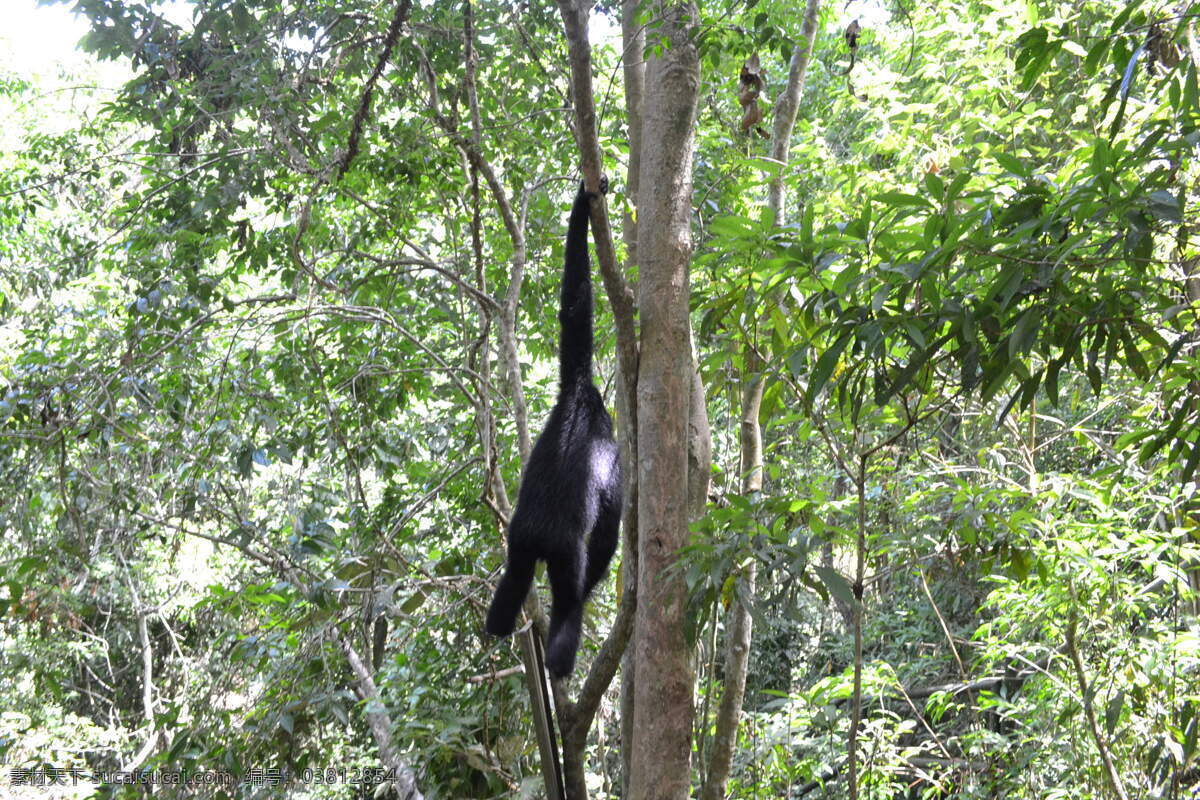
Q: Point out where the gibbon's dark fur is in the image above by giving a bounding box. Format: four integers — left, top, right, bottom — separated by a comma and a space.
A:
485, 179, 622, 679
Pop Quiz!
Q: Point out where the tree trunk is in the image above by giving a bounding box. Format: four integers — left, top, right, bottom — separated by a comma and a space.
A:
766, 0, 823, 218
619, 1, 646, 794
630, 3, 700, 799
554, 4, 647, 798
341, 638, 424, 800
700, 373, 762, 800
701, 4, 821, 798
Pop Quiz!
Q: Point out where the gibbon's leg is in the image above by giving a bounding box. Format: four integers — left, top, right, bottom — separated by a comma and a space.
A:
583, 487, 621, 598
485, 544, 537, 637
544, 542, 586, 678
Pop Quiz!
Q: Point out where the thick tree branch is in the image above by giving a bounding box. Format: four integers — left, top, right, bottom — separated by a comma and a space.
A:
766, 0, 822, 220
338, 0, 413, 179
556, 0, 639, 416
341, 637, 425, 800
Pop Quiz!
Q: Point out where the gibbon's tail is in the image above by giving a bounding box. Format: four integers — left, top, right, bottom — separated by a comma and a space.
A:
558, 184, 594, 385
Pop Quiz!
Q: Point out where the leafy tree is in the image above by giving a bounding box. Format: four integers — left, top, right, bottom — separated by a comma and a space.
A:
1, 0, 1198, 798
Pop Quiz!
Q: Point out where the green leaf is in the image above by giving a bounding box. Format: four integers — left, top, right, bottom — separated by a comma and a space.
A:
881, 332, 954, 404
1008, 307, 1041, 358
1045, 356, 1065, 407
1146, 190, 1182, 223
1014, 27, 1049, 71
1155, 334, 1190, 374
709, 214, 756, 239
813, 566, 856, 609
400, 590, 426, 614
1061, 40, 1086, 58
875, 191, 932, 209
1020, 43, 1060, 92
993, 152, 1028, 178
806, 330, 852, 405
997, 376, 1035, 426
1183, 436, 1200, 483
1104, 691, 1125, 736
1084, 39, 1111, 74
231, 2, 254, 33
1009, 547, 1032, 580
1110, 42, 1146, 139
1108, 1, 1140, 34
1183, 61, 1199, 119
1138, 399, 1190, 462
922, 171, 945, 199
1119, 329, 1149, 380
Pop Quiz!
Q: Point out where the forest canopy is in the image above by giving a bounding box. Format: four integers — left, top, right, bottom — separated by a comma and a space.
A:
1, 0, 1199, 798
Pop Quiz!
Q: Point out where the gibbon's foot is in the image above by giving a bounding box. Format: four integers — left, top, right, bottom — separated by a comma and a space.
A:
546, 648, 575, 680
485, 549, 535, 637
484, 604, 516, 637
545, 629, 579, 679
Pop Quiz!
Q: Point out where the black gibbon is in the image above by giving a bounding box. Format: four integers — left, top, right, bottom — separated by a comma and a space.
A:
485, 177, 622, 679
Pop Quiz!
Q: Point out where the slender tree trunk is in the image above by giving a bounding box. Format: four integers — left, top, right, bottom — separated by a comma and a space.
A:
341, 638, 424, 800
619, 2, 645, 795
701, 5, 820, 798
554, 4, 647, 798
848, 455, 867, 800
700, 372, 763, 800
1180, 176, 1200, 622
766, 0, 823, 218
1065, 612, 1131, 800
630, 3, 700, 799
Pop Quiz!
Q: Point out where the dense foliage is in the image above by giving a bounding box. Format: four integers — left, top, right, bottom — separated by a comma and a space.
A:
1, 0, 1198, 798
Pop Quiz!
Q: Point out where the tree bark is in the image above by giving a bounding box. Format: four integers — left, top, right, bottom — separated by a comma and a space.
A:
554, 3, 645, 797
341, 638, 425, 800
630, 4, 700, 799
702, 5, 821, 798
700, 372, 762, 800
1065, 613, 1130, 800
848, 456, 868, 800
766, 0, 823, 220
619, 3, 646, 794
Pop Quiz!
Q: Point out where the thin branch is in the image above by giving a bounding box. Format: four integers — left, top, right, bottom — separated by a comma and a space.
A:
341, 636, 426, 800
1065, 611, 1130, 800
468, 665, 525, 683
556, 0, 638, 416
338, 0, 414, 178
290, 177, 343, 292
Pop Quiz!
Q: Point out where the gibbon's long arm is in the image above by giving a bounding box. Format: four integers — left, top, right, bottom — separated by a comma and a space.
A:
557, 187, 595, 385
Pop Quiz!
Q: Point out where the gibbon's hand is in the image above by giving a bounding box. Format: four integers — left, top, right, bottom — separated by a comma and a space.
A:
581, 175, 609, 198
